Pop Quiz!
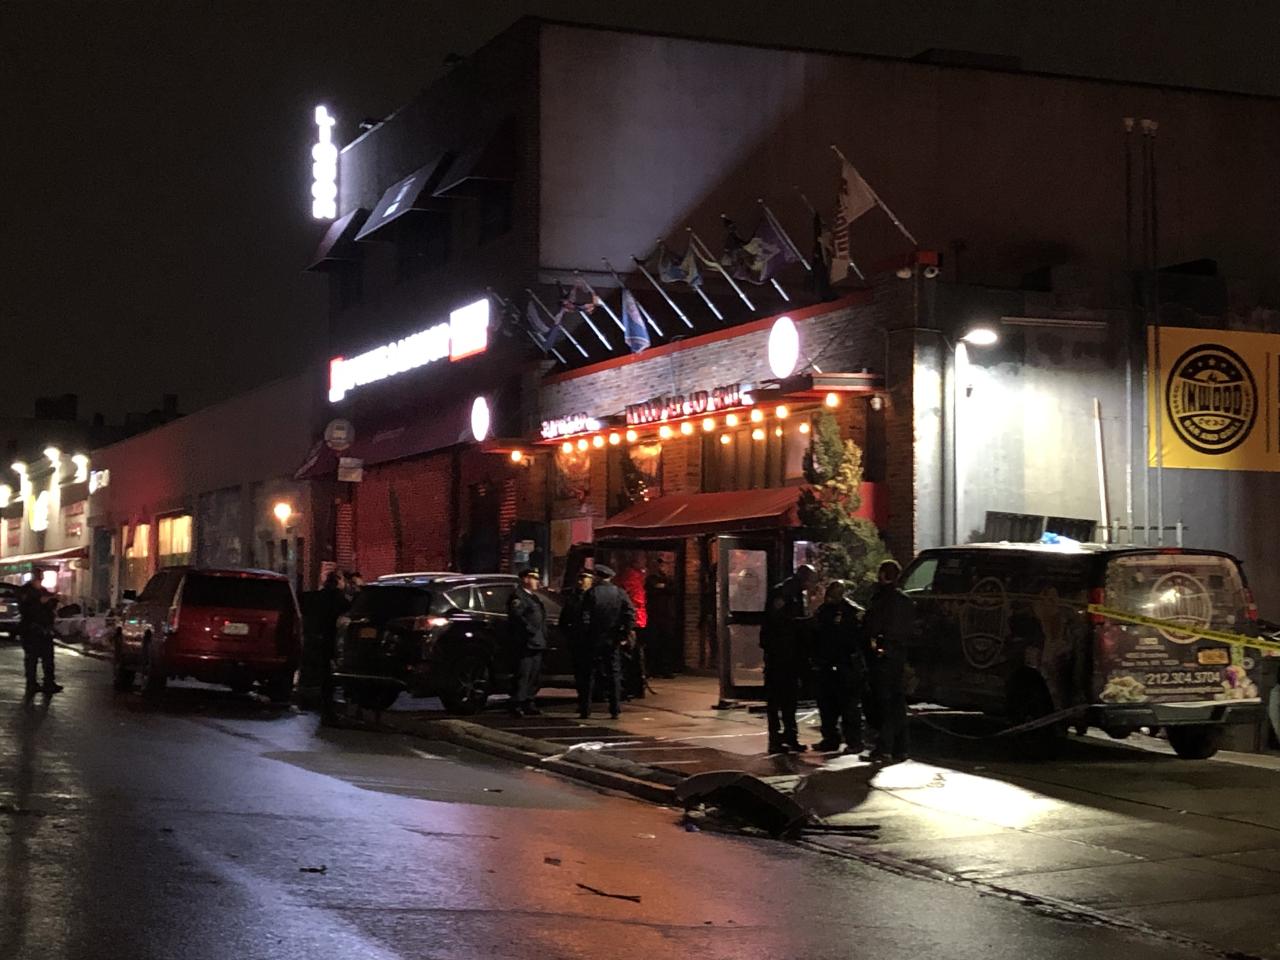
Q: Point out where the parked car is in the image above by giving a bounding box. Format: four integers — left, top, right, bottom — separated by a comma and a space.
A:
0, 583, 19, 641
332, 573, 571, 712
114, 567, 302, 702
901, 543, 1267, 759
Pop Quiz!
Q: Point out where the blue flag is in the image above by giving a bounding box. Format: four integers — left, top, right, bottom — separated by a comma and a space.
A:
622, 289, 650, 353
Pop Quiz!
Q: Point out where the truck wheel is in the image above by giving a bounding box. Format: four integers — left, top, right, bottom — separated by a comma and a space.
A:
441, 653, 491, 715
265, 669, 294, 705
112, 662, 135, 692
1007, 675, 1065, 761
140, 640, 167, 698
1167, 725, 1222, 759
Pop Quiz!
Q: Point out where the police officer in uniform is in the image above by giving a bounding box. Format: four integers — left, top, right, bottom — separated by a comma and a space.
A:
761, 563, 817, 753
19, 577, 61, 697
579, 565, 635, 719
862, 559, 914, 762
560, 568, 595, 718
506, 568, 547, 716
811, 580, 867, 753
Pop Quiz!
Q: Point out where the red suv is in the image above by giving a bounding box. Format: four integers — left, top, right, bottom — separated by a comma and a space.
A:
114, 567, 301, 702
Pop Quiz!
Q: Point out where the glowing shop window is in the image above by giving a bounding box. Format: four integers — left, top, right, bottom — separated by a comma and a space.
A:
158, 515, 192, 561
126, 524, 151, 559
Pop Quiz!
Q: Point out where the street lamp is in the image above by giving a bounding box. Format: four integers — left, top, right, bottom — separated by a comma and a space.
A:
273, 501, 293, 525
960, 326, 999, 347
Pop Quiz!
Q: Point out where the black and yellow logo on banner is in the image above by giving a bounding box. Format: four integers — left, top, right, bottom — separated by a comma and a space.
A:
1151, 327, 1280, 472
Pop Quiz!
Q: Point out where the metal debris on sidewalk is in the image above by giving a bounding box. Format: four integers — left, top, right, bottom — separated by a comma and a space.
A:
575, 882, 641, 903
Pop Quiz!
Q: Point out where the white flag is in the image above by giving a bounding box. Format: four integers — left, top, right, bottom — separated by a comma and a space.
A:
831, 159, 877, 284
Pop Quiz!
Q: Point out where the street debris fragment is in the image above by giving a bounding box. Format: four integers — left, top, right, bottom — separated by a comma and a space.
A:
576, 882, 641, 903
299, 865, 328, 874
543, 856, 561, 866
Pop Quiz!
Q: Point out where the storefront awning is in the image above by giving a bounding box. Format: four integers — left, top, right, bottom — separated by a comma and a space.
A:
355, 154, 452, 241
0, 546, 88, 571
294, 406, 473, 479
306, 208, 370, 271
432, 116, 515, 197
595, 488, 803, 540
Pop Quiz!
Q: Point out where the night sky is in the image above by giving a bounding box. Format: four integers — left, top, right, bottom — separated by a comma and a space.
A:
3, 0, 1276, 423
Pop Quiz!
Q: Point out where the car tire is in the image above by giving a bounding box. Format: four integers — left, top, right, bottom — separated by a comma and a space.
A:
352, 684, 400, 711
441, 653, 491, 715
265, 669, 294, 705
1167, 724, 1222, 760
140, 640, 167, 698
1006, 674, 1065, 761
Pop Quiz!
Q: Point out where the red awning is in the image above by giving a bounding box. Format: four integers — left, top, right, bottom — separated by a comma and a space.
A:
0, 546, 88, 569
293, 405, 472, 479
595, 488, 803, 540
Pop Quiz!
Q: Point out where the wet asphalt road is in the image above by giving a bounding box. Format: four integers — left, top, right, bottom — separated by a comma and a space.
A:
0, 645, 1225, 960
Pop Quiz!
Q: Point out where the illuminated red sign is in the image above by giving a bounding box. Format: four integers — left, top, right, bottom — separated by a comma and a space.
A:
625, 383, 753, 426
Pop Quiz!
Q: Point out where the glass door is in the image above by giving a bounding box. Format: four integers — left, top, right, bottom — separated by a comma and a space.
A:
717, 535, 779, 702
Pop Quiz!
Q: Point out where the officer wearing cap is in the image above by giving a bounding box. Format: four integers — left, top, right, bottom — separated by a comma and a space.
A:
506, 567, 548, 716
560, 567, 595, 718
579, 564, 635, 718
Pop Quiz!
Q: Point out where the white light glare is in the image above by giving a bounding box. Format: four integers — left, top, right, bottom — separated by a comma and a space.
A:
71, 454, 89, 483
960, 327, 999, 347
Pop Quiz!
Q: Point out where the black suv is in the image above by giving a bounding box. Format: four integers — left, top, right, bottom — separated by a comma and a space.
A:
332, 573, 572, 713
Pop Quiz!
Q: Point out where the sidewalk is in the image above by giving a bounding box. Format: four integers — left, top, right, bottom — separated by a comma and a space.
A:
400, 675, 1280, 960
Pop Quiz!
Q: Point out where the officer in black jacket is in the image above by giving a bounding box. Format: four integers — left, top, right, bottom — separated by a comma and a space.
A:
506, 568, 548, 716
579, 565, 635, 718
560, 568, 595, 718
811, 580, 866, 753
861, 559, 915, 762
760, 564, 817, 753
18, 578, 60, 697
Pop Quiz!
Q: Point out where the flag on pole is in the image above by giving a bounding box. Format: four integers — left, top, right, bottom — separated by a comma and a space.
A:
643, 242, 703, 287
526, 298, 567, 352
720, 216, 799, 285
621, 289, 650, 353
560, 277, 601, 314
809, 211, 835, 300
831, 159, 877, 284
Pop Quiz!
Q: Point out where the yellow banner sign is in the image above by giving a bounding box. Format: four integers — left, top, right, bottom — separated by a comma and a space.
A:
1149, 326, 1280, 471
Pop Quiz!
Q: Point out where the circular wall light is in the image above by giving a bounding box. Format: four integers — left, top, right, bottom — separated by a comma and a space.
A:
470, 396, 491, 442
767, 316, 800, 379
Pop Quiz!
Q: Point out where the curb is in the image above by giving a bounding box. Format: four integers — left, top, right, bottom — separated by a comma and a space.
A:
397, 717, 680, 804
53, 639, 111, 661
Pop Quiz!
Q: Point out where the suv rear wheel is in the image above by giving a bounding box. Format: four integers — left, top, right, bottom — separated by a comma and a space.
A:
1166, 724, 1222, 759
139, 639, 167, 698
1006, 674, 1066, 761
264, 669, 294, 705
441, 652, 491, 715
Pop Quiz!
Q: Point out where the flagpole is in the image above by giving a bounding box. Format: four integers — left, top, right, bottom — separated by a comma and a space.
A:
662, 238, 724, 322
573, 272, 625, 334
569, 302, 613, 351
688, 228, 755, 311
829, 144, 918, 247
489, 288, 567, 364
526, 287, 589, 358
603, 258, 664, 337
632, 254, 694, 330
758, 199, 810, 271
796, 187, 865, 281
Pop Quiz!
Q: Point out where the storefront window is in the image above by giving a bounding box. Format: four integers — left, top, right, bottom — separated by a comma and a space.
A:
607, 442, 663, 516
157, 514, 192, 568
702, 424, 807, 493
121, 522, 151, 595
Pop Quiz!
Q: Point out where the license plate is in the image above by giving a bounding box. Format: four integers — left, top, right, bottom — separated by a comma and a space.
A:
359, 627, 378, 639
222, 622, 250, 636
1198, 648, 1229, 665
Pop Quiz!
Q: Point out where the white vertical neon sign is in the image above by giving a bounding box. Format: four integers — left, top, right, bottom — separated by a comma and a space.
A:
312, 105, 338, 220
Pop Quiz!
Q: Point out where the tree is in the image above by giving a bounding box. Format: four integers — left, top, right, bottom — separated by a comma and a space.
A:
797, 411, 890, 596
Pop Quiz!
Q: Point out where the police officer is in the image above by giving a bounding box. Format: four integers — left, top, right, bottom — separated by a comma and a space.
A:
506, 568, 548, 716
862, 559, 914, 762
309, 570, 350, 722
761, 563, 817, 754
579, 565, 635, 719
560, 568, 595, 718
811, 580, 867, 754
19, 577, 61, 697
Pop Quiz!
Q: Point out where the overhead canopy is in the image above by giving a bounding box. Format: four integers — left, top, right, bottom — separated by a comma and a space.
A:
294, 399, 474, 479
0, 546, 88, 571
306, 208, 370, 271
432, 116, 516, 198
355, 154, 453, 242
595, 488, 802, 540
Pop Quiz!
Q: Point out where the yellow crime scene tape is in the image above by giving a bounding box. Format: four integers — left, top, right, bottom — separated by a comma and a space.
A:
1087, 604, 1280, 655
